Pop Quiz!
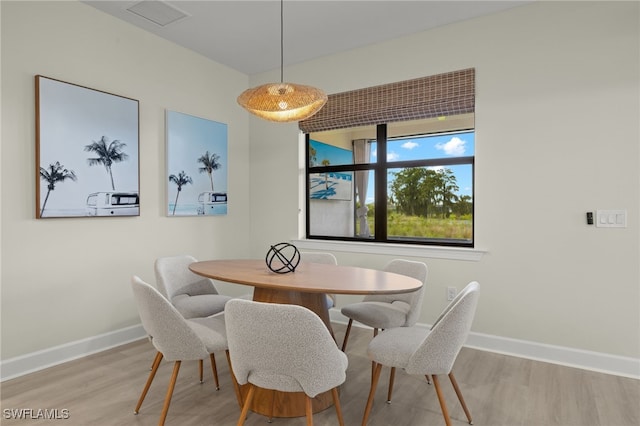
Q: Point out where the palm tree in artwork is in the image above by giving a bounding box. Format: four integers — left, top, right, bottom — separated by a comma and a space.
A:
322, 159, 331, 190
84, 136, 128, 190
39, 161, 77, 217
169, 171, 193, 215
197, 151, 221, 191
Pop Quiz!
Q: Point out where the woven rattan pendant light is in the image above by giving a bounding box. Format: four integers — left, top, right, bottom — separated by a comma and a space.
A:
237, 0, 327, 122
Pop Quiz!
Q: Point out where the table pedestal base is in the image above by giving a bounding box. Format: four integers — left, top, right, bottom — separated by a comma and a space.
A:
252, 287, 335, 339
239, 384, 335, 418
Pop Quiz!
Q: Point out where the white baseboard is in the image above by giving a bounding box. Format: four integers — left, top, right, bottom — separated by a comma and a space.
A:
2, 315, 639, 382
0, 324, 147, 382
329, 310, 640, 380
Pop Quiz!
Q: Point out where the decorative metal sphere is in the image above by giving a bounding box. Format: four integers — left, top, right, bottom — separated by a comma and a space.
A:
265, 242, 300, 274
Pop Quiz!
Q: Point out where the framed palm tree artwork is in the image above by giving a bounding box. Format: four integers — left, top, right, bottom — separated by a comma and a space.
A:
165, 110, 228, 216
35, 75, 139, 218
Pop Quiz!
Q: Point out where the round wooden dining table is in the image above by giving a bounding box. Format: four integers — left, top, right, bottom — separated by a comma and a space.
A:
189, 258, 423, 418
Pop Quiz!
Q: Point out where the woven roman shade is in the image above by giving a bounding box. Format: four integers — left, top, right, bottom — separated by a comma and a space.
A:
299, 68, 475, 133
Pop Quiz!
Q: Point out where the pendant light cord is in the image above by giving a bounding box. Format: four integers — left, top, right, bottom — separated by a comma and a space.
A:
237, 0, 326, 122
280, 0, 284, 84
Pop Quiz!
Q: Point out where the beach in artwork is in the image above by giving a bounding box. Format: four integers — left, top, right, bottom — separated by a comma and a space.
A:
309, 172, 352, 200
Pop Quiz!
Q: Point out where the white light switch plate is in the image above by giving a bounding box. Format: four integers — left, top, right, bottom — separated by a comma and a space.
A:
596, 210, 627, 228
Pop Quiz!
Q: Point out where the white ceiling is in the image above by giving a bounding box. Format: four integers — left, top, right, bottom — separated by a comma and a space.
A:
83, 1, 532, 75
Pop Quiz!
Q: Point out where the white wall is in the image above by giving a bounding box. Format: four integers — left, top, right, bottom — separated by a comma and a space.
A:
247, 0, 640, 364
1, 1, 638, 379
1, 1, 252, 360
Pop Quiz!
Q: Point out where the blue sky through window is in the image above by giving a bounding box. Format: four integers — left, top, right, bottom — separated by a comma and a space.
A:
374, 131, 474, 204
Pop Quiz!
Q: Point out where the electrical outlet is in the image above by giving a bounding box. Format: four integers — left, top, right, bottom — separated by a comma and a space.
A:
447, 287, 457, 301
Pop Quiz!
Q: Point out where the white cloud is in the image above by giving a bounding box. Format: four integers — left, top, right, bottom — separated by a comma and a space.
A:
401, 141, 419, 150
436, 136, 466, 156
387, 151, 400, 161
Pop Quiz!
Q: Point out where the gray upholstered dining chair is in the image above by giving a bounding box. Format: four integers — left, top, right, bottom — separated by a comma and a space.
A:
155, 255, 233, 382
340, 259, 428, 351
361, 281, 480, 426
300, 251, 338, 308
154, 254, 232, 319
130, 276, 230, 426
224, 298, 349, 426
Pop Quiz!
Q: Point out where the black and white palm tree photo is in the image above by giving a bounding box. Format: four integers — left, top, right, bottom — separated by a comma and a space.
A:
35, 76, 139, 218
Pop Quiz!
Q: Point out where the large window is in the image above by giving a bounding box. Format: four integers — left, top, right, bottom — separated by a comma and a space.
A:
300, 69, 475, 248
306, 115, 474, 247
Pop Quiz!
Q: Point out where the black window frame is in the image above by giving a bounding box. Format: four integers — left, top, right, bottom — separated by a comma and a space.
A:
305, 123, 475, 248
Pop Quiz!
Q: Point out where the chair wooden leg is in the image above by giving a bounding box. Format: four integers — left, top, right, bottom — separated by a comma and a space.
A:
237, 384, 255, 426
341, 319, 353, 351
432, 375, 452, 426
387, 367, 396, 402
199, 359, 204, 383
226, 350, 244, 409
332, 387, 345, 426
370, 329, 379, 380
135, 351, 163, 414
209, 353, 220, 390
449, 372, 473, 424
305, 395, 314, 426
362, 362, 383, 426
159, 361, 181, 426
268, 389, 275, 423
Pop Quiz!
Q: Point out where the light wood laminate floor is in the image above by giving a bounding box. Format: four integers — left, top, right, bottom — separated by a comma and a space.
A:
1, 323, 638, 426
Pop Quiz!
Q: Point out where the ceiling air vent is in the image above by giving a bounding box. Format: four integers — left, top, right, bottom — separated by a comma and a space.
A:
126, 1, 189, 27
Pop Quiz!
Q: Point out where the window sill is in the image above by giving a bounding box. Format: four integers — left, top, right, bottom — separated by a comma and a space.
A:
291, 239, 487, 262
